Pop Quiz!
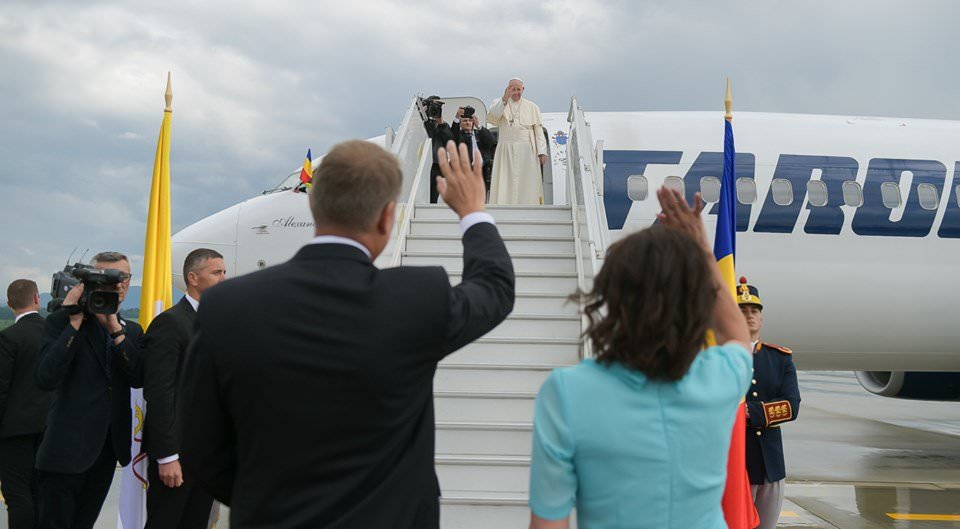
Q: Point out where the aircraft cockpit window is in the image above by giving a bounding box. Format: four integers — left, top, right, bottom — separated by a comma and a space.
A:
736, 177, 756, 204
807, 181, 828, 207
842, 181, 863, 207
771, 178, 793, 206
917, 184, 939, 211
699, 176, 721, 202
626, 175, 648, 201
664, 176, 684, 194
880, 182, 902, 209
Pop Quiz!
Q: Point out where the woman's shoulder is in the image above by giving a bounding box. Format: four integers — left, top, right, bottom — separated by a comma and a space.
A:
686, 342, 753, 388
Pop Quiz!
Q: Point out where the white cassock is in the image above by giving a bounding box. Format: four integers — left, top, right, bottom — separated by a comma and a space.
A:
487, 97, 548, 205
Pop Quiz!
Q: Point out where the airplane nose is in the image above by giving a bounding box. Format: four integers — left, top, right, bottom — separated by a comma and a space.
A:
171, 203, 240, 291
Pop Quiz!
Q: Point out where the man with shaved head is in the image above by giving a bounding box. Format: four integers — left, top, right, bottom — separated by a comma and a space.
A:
487, 78, 548, 204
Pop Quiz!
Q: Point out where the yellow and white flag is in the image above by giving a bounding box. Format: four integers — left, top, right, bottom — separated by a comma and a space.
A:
118, 72, 174, 529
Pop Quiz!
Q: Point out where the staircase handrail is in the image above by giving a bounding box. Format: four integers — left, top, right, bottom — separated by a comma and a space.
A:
389, 138, 431, 267
567, 98, 610, 281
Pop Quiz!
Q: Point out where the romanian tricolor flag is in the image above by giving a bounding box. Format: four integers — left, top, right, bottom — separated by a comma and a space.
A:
717, 79, 760, 529
299, 149, 313, 188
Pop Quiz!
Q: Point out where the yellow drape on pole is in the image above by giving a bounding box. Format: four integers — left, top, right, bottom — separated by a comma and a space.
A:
119, 72, 173, 529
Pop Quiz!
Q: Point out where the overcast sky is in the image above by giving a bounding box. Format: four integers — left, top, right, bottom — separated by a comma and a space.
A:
1, 0, 957, 297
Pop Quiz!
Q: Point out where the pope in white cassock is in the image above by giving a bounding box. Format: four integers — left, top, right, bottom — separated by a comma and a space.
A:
487, 78, 548, 205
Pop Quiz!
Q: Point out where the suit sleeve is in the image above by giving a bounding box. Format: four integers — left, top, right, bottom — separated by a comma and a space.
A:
442, 222, 515, 356
35, 310, 80, 391
0, 332, 15, 422
113, 322, 143, 388
477, 127, 495, 151
179, 324, 236, 504
143, 315, 182, 459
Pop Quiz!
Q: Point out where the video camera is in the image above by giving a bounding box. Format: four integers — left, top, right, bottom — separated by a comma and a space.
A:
418, 96, 445, 121
48, 263, 127, 314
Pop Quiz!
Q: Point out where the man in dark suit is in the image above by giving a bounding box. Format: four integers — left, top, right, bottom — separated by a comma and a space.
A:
0, 280, 52, 528
739, 277, 801, 529
452, 106, 497, 196
142, 248, 226, 528
35, 252, 143, 529
180, 140, 515, 528
422, 95, 455, 203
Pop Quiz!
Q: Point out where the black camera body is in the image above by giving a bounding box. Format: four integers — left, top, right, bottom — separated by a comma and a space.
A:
461, 106, 476, 120
48, 263, 125, 315
419, 96, 445, 120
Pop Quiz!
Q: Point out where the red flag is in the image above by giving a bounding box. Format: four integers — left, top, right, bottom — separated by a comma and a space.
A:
722, 402, 759, 529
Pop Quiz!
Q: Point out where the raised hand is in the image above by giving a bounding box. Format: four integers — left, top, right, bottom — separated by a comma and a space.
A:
656, 187, 709, 252
437, 140, 486, 218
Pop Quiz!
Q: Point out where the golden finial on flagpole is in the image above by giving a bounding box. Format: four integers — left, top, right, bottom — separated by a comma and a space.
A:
164, 72, 173, 113
724, 77, 732, 121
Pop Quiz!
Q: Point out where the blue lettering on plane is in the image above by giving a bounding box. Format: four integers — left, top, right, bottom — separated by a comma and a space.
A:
602, 150, 959, 238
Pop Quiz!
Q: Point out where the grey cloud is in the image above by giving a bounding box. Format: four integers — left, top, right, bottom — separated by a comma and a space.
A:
1, 0, 958, 293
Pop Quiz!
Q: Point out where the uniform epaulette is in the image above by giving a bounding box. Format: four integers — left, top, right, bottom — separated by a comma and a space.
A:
763, 342, 792, 355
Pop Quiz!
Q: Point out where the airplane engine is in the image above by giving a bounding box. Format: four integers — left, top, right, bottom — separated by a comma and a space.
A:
855, 371, 960, 401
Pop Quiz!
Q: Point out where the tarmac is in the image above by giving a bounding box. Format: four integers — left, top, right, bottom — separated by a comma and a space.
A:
6, 371, 959, 528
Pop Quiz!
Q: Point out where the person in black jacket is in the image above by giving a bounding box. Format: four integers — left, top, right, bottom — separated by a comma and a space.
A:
35, 252, 143, 529
452, 106, 496, 197
143, 248, 226, 529
422, 95, 454, 203
0, 279, 52, 529
738, 277, 801, 529
179, 140, 514, 529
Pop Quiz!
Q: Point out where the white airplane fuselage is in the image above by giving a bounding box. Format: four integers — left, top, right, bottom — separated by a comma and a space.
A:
172, 108, 960, 398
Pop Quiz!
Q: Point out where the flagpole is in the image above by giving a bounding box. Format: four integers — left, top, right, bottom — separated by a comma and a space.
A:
725, 77, 732, 121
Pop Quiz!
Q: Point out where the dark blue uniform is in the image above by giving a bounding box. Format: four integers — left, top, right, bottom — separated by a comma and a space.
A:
745, 341, 800, 484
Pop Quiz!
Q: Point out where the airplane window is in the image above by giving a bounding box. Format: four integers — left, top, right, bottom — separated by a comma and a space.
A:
842, 181, 863, 207
736, 177, 756, 204
664, 176, 684, 193
917, 184, 939, 211
699, 176, 721, 203
627, 175, 648, 201
956, 184, 960, 207
807, 181, 828, 207
771, 178, 793, 206
880, 182, 902, 209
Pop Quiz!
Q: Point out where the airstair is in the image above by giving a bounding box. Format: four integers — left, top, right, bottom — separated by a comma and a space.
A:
378, 96, 609, 528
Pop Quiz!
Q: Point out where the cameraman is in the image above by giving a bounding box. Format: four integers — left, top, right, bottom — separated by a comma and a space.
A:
421, 95, 454, 203
452, 106, 496, 197
35, 252, 144, 529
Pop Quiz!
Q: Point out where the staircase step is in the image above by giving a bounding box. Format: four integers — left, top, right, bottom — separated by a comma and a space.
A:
435, 363, 558, 393
450, 272, 579, 292
445, 337, 582, 365
440, 492, 578, 529
436, 455, 531, 494
484, 314, 580, 340
436, 421, 533, 456
415, 205, 572, 222
435, 391, 537, 423
403, 252, 577, 274
406, 235, 574, 255
410, 219, 574, 237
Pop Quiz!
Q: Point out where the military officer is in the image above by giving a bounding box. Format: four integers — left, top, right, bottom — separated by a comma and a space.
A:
739, 276, 801, 529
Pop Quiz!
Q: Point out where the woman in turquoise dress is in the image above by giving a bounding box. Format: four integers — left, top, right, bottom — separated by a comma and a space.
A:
529, 188, 753, 529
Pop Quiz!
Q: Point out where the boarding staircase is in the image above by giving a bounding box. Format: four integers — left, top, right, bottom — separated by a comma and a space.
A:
381, 96, 609, 528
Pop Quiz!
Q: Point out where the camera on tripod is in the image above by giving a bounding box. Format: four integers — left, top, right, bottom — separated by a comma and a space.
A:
48, 263, 128, 314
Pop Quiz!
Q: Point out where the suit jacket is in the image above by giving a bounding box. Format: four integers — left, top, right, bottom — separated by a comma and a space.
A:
745, 341, 800, 484
424, 119, 454, 165
35, 309, 143, 473
0, 313, 52, 437
179, 222, 515, 529
142, 296, 196, 461
451, 122, 496, 187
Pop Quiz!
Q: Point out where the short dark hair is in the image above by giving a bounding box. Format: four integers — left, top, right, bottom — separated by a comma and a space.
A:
183, 248, 224, 280
572, 225, 716, 381
90, 251, 128, 265
6, 279, 39, 310
309, 141, 402, 231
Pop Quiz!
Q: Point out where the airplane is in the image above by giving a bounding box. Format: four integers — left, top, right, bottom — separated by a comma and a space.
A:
171, 95, 960, 401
